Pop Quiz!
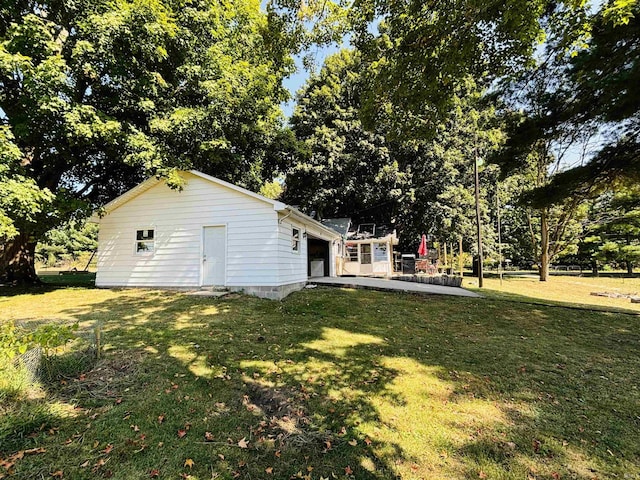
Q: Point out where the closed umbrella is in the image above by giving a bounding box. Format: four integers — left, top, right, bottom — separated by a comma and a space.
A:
418, 234, 427, 257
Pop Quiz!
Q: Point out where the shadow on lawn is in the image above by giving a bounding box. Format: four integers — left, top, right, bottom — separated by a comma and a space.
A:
3, 286, 640, 479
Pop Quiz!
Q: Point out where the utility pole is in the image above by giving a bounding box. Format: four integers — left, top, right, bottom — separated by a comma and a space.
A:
459, 237, 463, 277
497, 184, 503, 287
474, 138, 484, 288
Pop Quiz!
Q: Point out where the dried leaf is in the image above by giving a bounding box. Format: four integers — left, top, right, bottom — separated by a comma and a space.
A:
102, 444, 113, 454
177, 430, 187, 438
204, 432, 214, 441
532, 439, 541, 453
265, 467, 273, 474
348, 439, 357, 446
364, 438, 372, 446
51, 471, 63, 478
149, 469, 160, 478
479, 471, 487, 479
237, 437, 249, 449
345, 465, 353, 475
184, 459, 194, 469
157, 415, 165, 424
24, 447, 46, 455
274, 450, 281, 458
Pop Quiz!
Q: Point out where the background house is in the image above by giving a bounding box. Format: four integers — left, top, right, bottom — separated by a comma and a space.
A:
321, 219, 399, 277
92, 171, 341, 299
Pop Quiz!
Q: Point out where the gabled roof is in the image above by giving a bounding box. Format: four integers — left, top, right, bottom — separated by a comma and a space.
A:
89, 170, 340, 240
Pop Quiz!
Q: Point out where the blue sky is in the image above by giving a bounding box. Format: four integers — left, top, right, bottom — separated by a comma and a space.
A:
280, 43, 342, 120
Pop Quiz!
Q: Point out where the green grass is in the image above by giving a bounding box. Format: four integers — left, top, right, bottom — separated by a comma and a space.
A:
1, 284, 639, 479
465, 275, 640, 314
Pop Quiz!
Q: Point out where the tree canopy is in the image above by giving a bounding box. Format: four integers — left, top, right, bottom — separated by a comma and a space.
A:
0, 0, 294, 282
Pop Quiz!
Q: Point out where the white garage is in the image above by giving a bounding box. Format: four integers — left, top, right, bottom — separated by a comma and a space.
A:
91, 170, 342, 299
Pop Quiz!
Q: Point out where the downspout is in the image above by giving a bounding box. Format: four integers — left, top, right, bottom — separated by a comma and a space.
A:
278, 210, 293, 224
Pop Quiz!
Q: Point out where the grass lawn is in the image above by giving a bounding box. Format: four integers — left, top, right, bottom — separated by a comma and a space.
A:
1, 281, 639, 479
464, 274, 640, 314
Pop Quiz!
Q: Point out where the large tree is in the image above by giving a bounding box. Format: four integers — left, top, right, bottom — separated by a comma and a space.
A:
350, 0, 570, 137
284, 49, 410, 224
492, 3, 602, 281
0, 0, 292, 283
514, 0, 640, 202
394, 83, 503, 258
286, 50, 505, 262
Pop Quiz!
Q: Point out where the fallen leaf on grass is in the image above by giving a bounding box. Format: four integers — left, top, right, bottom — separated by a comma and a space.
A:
274, 450, 281, 458
80, 461, 90, 468
479, 471, 487, 479
204, 432, 214, 441
345, 466, 353, 475
157, 415, 165, 424
348, 439, 357, 446
237, 437, 249, 449
101, 444, 113, 454
51, 471, 63, 478
532, 439, 541, 453
364, 438, 372, 446
149, 469, 160, 478
265, 467, 273, 474
24, 448, 46, 455
184, 459, 194, 469
177, 429, 187, 438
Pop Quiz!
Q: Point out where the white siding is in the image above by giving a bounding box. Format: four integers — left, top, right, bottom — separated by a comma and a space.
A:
96, 173, 280, 288
276, 220, 308, 285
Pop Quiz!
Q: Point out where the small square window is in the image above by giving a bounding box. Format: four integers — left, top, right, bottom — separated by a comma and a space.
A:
346, 243, 358, 262
292, 227, 300, 252
136, 229, 155, 254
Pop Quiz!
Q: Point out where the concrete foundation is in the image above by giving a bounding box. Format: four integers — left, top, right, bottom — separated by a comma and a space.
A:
229, 281, 307, 300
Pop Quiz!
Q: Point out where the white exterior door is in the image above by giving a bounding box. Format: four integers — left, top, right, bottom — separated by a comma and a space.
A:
203, 226, 226, 286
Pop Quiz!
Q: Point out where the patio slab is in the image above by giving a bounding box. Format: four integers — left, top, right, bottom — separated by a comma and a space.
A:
309, 276, 481, 298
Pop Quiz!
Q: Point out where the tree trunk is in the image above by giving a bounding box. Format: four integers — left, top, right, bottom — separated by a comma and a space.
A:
0, 232, 40, 285
539, 209, 550, 282
592, 260, 599, 276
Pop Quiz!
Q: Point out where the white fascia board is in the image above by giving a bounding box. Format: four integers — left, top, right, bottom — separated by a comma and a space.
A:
283, 208, 342, 241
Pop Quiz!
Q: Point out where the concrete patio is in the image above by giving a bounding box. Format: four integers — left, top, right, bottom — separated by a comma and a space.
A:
308, 276, 481, 298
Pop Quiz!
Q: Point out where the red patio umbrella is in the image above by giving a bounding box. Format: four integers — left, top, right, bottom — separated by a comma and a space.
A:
418, 234, 427, 257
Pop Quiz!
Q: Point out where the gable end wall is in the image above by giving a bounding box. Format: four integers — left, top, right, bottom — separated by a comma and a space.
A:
96, 173, 282, 288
